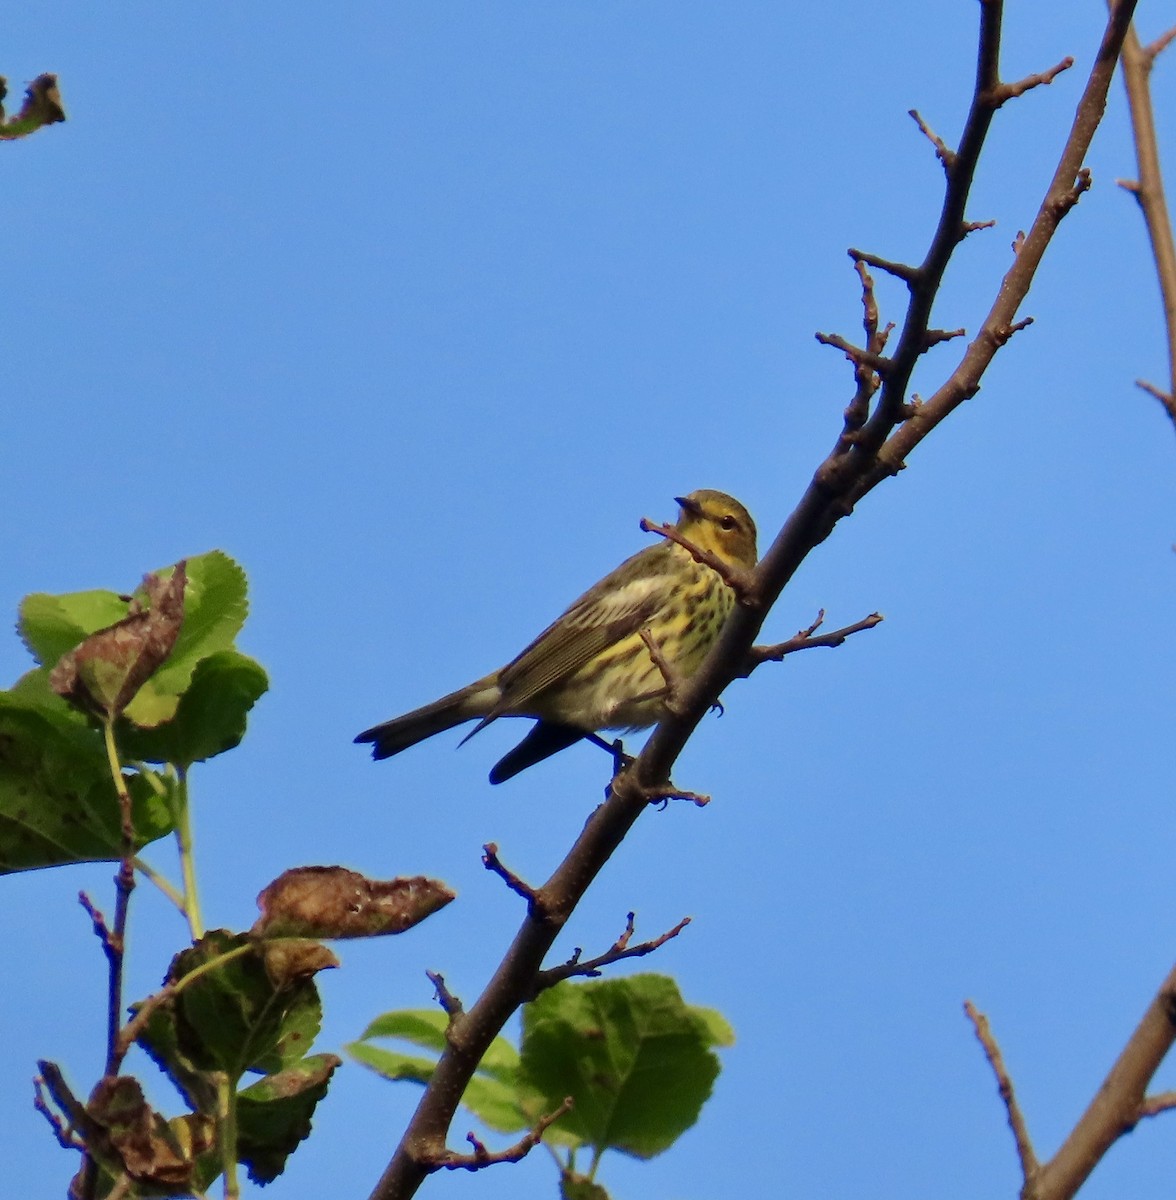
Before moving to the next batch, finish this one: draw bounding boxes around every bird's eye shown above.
[719,515,738,531]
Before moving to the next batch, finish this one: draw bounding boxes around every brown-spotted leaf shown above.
[237,1053,341,1185]
[259,939,340,989]
[251,866,455,940]
[49,563,186,720]
[0,73,66,140]
[86,1075,197,1188]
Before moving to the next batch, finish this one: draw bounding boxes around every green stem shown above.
[172,767,205,939]
[132,856,187,912]
[587,1145,602,1181]
[217,1073,239,1200]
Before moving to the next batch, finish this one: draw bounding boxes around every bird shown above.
[355,489,758,784]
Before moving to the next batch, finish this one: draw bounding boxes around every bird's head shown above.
[673,490,758,569]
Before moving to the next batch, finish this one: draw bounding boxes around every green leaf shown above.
[49,566,187,721]
[344,1043,437,1086]
[169,930,326,1082]
[237,1053,341,1185]
[357,1009,451,1051]
[118,650,268,766]
[519,974,729,1160]
[349,1013,529,1133]
[19,590,130,668]
[561,1173,612,1200]
[16,552,251,730]
[134,997,221,1116]
[123,551,248,725]
[347,1042,531,1134]
[356,1010,520,1081]
[691,1004,736,1048]
[0,693,174,873]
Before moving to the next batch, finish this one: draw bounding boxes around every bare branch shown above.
[481,843,537,905]
[814,331,892,375]
[366,7,1141,1198]
[434,1098,574,1171]
[909,108,955,170]
[925,327,966,348]
[534,913,692,993]
[611,771,711,809]
[638,518,757,603]
[1138,1091,1176,1120]
[1028,969,1176,1200]
[1143,24,1176,62]
[850,247,920,285]
[425,971,464,1018]
[848,1,1137,504]
[987,56,1075,106]
[964,1001,1039,1182]
[994,316,1035,345]
[33,1074,84,1151]
[1119,17,1176,430]
[1136,377,1176,422]
[740,611,883,676]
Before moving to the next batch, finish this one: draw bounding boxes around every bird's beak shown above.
[674,494,702,516]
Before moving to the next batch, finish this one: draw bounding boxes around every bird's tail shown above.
[355,677,498,760]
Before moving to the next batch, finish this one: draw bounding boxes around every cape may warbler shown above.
[356,489,758,783]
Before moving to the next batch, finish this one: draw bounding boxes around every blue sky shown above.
[4,3,1176,1198]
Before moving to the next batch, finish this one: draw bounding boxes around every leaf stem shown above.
[218,1072,240,1200]
[172,766,205,939]
[132,856,187,912]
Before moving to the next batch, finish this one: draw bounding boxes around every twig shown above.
[481,843,537,905]
[78,891,114,950]
[847,0,1137,503]
[1143,24,1176,60]
[1138,1090,1176,1120]
[813,331,892,375]
[1136,377,1176,419]
[639,628,685,714]
[909,108,955,170]
[850,247,920,285]
[33,1074,83,1150]
[987,56,1074,105]
[638,518,757,603]
[534,914,692,993]
[1118,17,1176,430]
[964,1000,1039,1181]
[434,1098,574,1171]
[610,771,711,809]
[740,611,883,676]
[425,971,464,1018]
[994,315,1035,344]
[925,327,966,348]
[100,720,137,1079]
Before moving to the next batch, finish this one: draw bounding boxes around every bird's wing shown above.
[489,544,671,718]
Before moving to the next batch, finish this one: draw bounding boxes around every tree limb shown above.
[365,5,1139,1196]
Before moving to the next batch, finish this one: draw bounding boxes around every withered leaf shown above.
[259,938,340,988]
[0,73,66,139]
[87,1075,197,1187]
[50,563,187,719]
[252,866,455,940]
